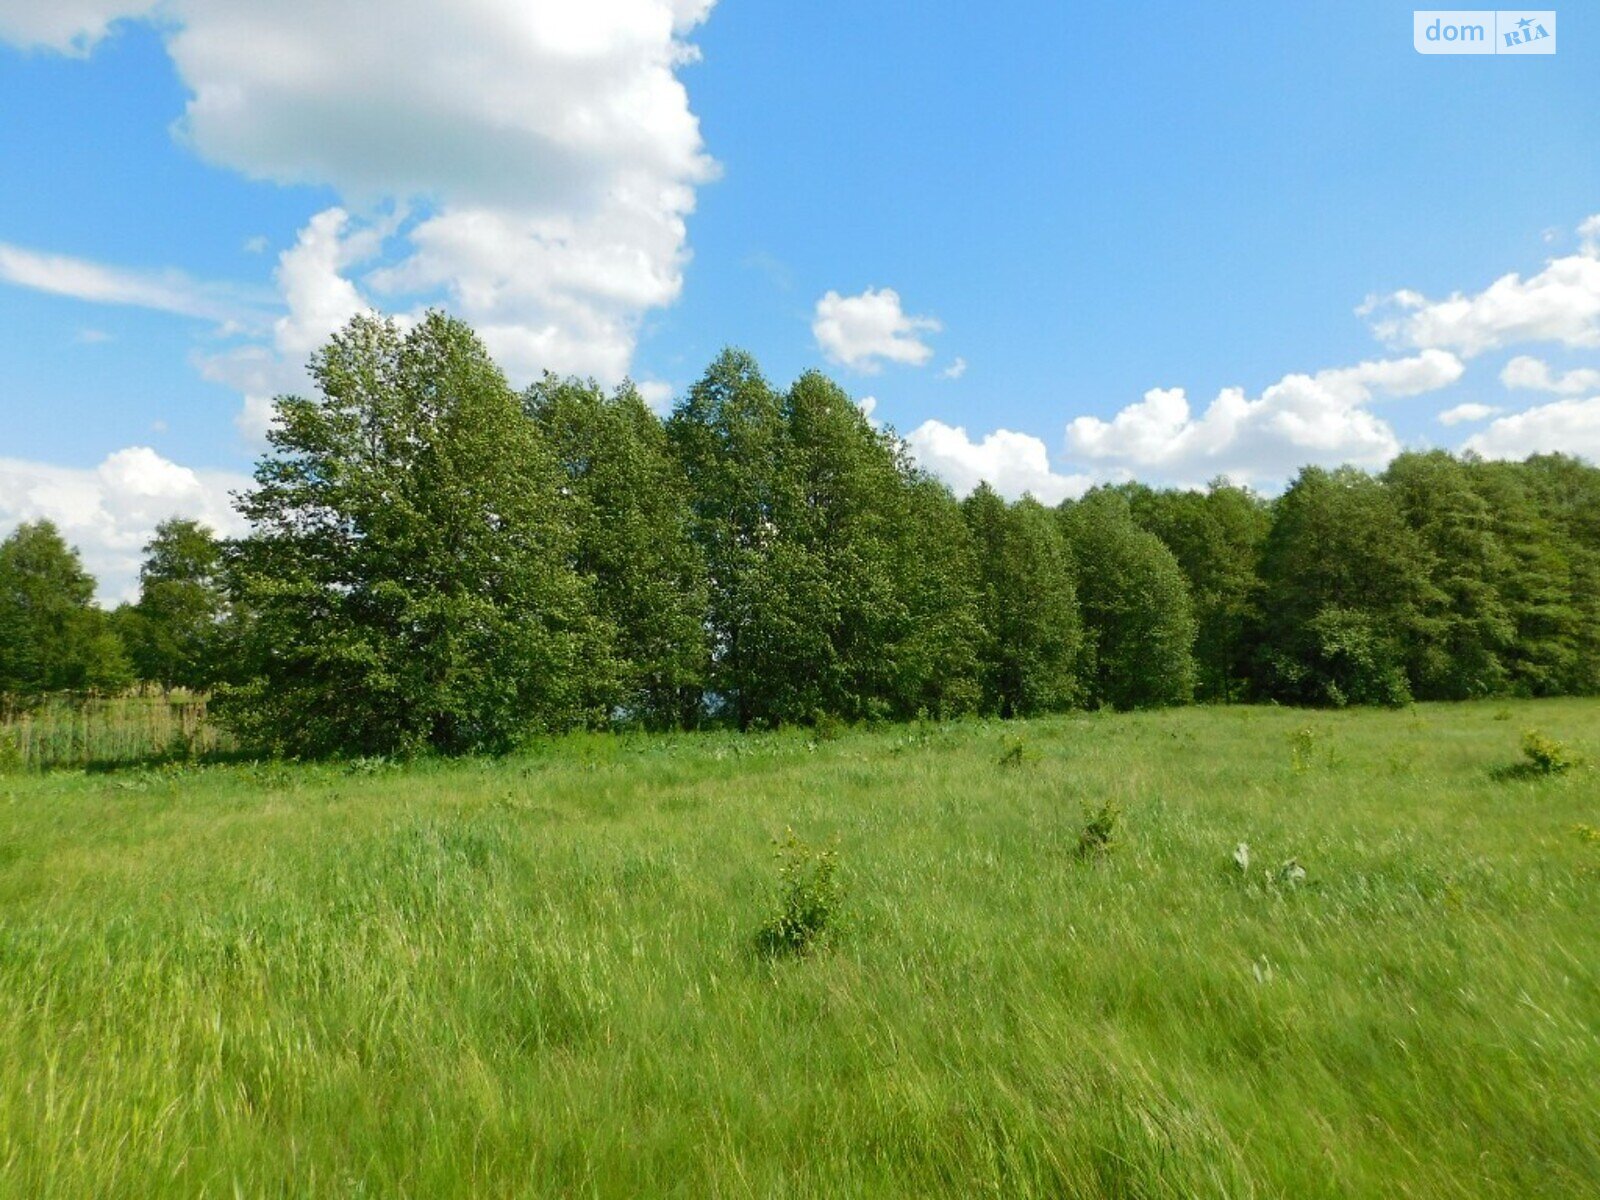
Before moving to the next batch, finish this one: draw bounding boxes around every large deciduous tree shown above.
[964,485,1083,717]
[1254,466,1440,706]
[1060,489,1195,709]
[219,312,601,757]
[525,376,709,728]
[117,518,229,693]
[0,521,130,698]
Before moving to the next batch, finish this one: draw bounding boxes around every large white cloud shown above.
[0,0,718,421]
[813,287,941,373]
[1464,397,1600,462]
[1063,350,1463,488]
[904,420,1090,505]
[0,448,249,603]
[1361,218,1600,358]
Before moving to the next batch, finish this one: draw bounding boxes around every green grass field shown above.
[0,701,1596,1198]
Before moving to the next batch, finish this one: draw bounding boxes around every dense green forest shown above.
[3,312,1598,756]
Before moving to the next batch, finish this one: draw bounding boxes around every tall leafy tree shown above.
[0,521,130,697]
[1382,452,1514,699]
[666,349,789,728]
[1128,480,1268,701]
[964,486,1083,717]
[1463,458,1584,696]
[887,476,984,719]
[220,312,600,757]
[525,376,708,728]
[1254,466,1440,706]
[1516,454,1600,693]
[771,370,914,722]
[118,518,229,692]
[1060,489,1195,709]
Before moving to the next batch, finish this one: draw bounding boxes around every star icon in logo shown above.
[1517,16,1534,30]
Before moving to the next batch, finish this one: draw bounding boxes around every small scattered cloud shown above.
[812,286,940,373]
[243,234,269,254]
[904,420,1090,505]
[942,356,968,380]
[635,379,675,415]
[1464,396,1600,461]
[1499,354,1600,396]
[75,328,112,344]
[1438,402,1500,426]
[856,395,880,429]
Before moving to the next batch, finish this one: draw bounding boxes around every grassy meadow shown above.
[0,700,1597,1197]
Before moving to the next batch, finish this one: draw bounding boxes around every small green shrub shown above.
[1075,800,1121,859]
[1521,730,1575,775]
[998,737,1027,768]
[756,829,843,958]
[0,730,22,775]
[810,711,845,743]
[1288,727,1318,773]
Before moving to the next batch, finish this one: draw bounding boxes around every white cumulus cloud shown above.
[1063,351,1462,488]
[1438,402,1500,426]
[0,447,249,603]
[942,356,967,380]
[813,287,941,373]
[1361,215,1600,358]
[0,0,719,421]
[1463,397,1600,462]
[1499,354,1600,396]
[904,420,1090,506]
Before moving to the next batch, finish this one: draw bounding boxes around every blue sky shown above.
[1,1,1598,596]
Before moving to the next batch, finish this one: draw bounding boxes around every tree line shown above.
[3,312,1598,754]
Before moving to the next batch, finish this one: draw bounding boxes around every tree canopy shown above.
[6,317,1599,753]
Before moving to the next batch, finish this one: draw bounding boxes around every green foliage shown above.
[217,312,602,757]
[998,736,1028,767]
[964,486,1083,717]
[1128,479,1270,701]
[1074,798,1121,858]
[525,376,709,729]
[1060,489,1196,709]
[1521,729,1576,775]
[755,828,843,957]
[670,354,982,728]
[1255,467,1437,707]
[17,329,1600,747]
[117,519,230,692]
[0,520,131,698]
[1288,726,1319,773]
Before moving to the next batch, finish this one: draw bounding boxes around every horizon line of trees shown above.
[3,311,1598,756]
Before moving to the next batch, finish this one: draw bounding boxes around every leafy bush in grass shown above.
[1521,730,1576,775]
[1075,800,1121,859]
[756,829,843,957]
